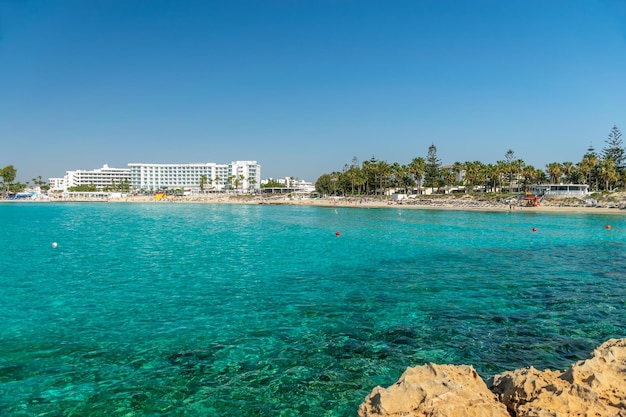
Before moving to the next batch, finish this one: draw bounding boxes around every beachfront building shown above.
[260,177,316,194]
[527,184,590,199]
[48,164,131,192]
[128,161,261,193]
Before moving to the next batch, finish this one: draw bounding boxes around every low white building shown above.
[260,177,316,194]
[528,184,590,198]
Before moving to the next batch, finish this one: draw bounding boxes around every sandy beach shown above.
[15,192,626,215]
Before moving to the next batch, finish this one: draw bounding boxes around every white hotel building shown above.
[49,161,261,193]
[128,161,261,192]
[48,164,131,192]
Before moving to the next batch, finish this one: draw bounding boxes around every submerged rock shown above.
[359,338,626,417]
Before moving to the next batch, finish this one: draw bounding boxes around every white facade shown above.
[261,177,316,193]
[48,177,66,192]
[128,161,261,192]
[49,164,131,191]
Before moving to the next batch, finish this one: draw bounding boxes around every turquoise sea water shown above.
[1,202,625,416]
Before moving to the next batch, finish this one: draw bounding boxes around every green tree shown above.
[199,175,208,192]
[408,157,426,194]
[248,177,257,192]
[546,162,564,184]
[362,156,378,195]
[344,157,361,195]
[233,174,245,193]
[598,157,618,191]
[520,165,538,188]
[1,165,17,195]
[494,160,507,192]
[68,184,97,192]
[602,125,624,170]
[561,162,575,183]
[423,144,442,190]
[462,161,485,192]
[376,160,392,196]
[504,149,515,192]
[315,174,332,195]
[578,147,599,189]
[442,168,456,190]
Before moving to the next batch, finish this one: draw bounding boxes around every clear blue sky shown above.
[2,0,625,183]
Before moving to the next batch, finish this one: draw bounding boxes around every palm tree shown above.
[442,169,456,191]
[344,165,358,195]
[521,165,538,188]
[578,153,598,189]
[390,162,407,193]
[199,175,208,192]
[510,159,525,192]
[408,157,426,195]
[238,174,246,193]
[452,162,464,189]
[377,160,392,196]
[330,171,342,196]
[494,161,507,192]
[598,158,618,191]
[463,161,486,193]
[561,162,575,183]
[248,177,257,193]
[546,162,563,184]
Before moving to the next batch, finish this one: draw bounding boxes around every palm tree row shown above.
[315,131,626,197]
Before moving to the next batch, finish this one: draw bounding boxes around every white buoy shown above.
[52,242,58,248]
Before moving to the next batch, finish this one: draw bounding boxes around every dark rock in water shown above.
[167,349,215,375]
[0,363,27,382]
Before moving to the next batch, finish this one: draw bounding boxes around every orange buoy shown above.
[606,225,611,230]
[335,231,340,237]
[532,227,537,232]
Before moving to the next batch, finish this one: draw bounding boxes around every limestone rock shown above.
[359,339,626,417]
[358,363,509,417]
[562,338,626,409]
[490,338,626,417]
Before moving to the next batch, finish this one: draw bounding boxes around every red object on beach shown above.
[335,231,340,237]
[532,227,537,232]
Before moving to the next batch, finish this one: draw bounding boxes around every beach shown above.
[17,191,626,215]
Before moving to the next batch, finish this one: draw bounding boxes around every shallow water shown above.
[1,203,625,416]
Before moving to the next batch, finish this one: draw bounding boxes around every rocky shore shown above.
[358,338,626,417]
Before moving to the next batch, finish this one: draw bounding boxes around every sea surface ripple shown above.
[1,203,625,416]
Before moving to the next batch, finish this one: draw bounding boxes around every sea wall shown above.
[358,338,626,417]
